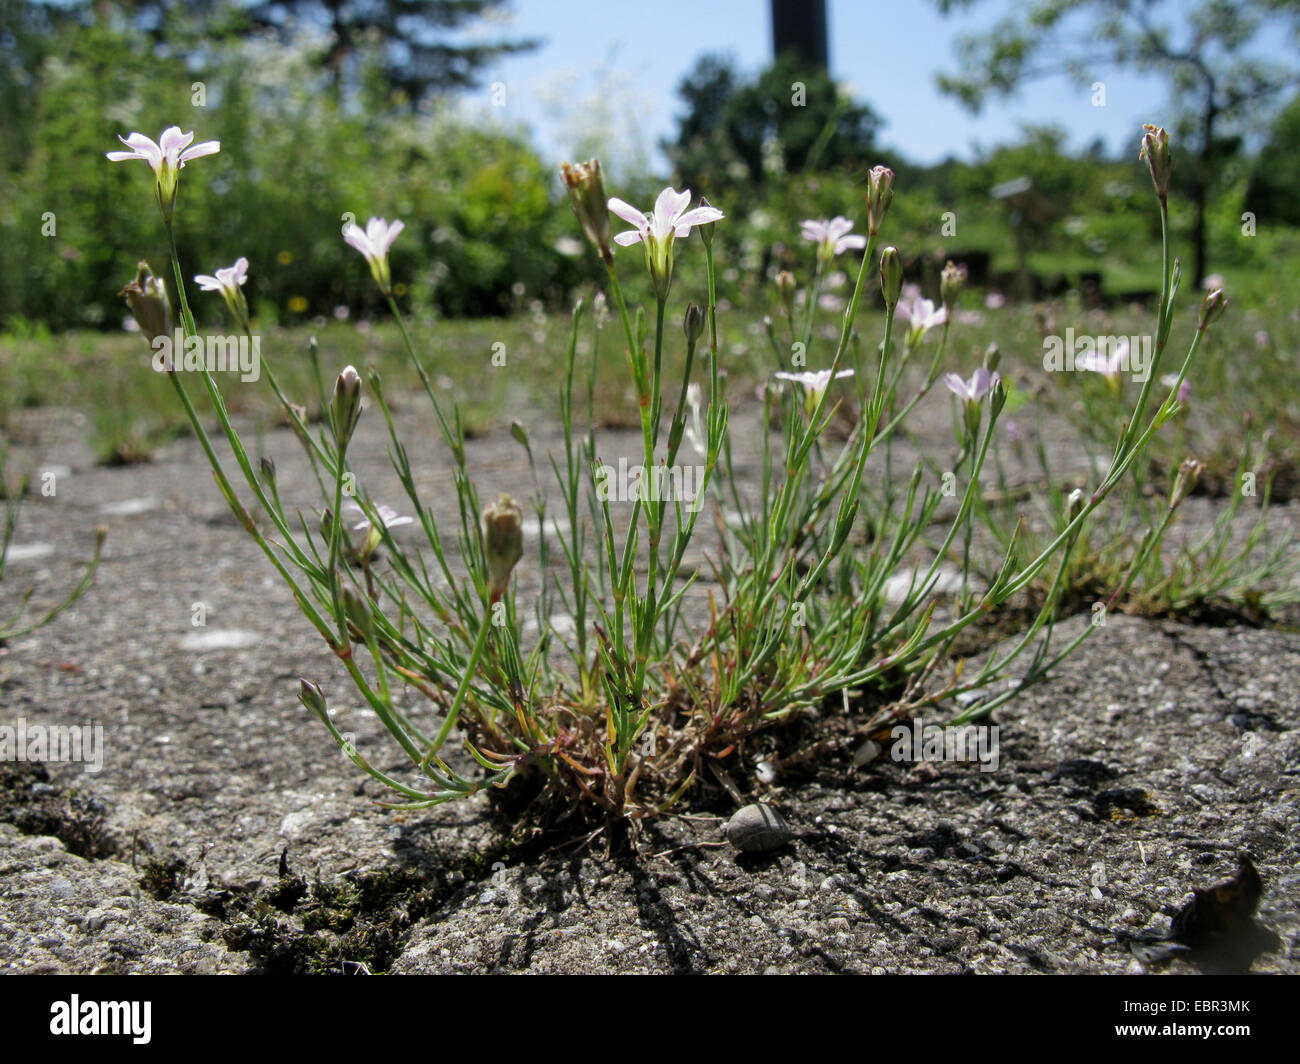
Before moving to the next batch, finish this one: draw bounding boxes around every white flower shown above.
[195,256,249,295]
[194,256,251,329]
[106,125,220,173]
[344,217,405,294]
[1076,340,1127,379]
[609,187,722,247]
[684,382,707,458]
[107,126,220,222]
[775,368,855,413]
[607,187,723,297]
[944,367,1000,403]
[801,216,866,259]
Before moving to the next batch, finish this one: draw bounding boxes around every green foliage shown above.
[930,0,1300,283]
[0,4,575,330]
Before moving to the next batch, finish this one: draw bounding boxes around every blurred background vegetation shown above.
[0,0,1297,333]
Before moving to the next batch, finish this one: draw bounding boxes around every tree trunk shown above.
[770,0,828,69]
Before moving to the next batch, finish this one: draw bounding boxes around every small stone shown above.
[725,803,794,853]
[852,740,881,766]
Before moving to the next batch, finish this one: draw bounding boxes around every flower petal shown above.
[607,197,648,231]
[653,187,692,228]
[343,223,370,256]
[159,127,193,152]
[613,230,644,247]
[673,205,725,230]
[178,140,220,165]
[801,219,827,242]
[943,372,969,399]
[381,219,404,253]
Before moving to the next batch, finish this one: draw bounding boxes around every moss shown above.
[0,762,118,859]
[216,863,466,974]
[139,856,187,900]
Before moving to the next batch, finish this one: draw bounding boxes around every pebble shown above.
[179,628,262,651]
[99,496,159,516]
[725,803,794,853]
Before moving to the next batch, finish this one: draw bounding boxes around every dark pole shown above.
[770,0,829,69]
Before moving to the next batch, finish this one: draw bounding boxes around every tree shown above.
[2,1,535,111]
[931,0,1300,285]
[665,53,881,197]
[239,0,537,102]
[1246,88,1300,226]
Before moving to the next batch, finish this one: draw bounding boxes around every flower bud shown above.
[330,365,362,451]
[510,418,530,451]
[879,247,902,308]
[684,302,706,342]
[560,159,612,261]
[989,372,1007,418]
[259,456,276,488]
[482,494,524,602]
[1139,124,1171,201]
[983,342,1001,372]
[341,585,374,640]
[1066,488,1084,522]
[865,166,895,236]
[1169,458,1203,511]
[119,261,171,344]
[774,273,796,320]
[940,260,967,309]
[698,196,717,250]
[286,402,312,447]
[298,679,328,721]
[1198,287,1228,331]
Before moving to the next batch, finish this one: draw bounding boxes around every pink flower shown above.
[346,503,414,533]
[944,367,1000,403]
[1160,373,1191,405]
[896,293,947,340]
[801,216,866,259]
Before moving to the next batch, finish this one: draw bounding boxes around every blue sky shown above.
[473,0,1205,170]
